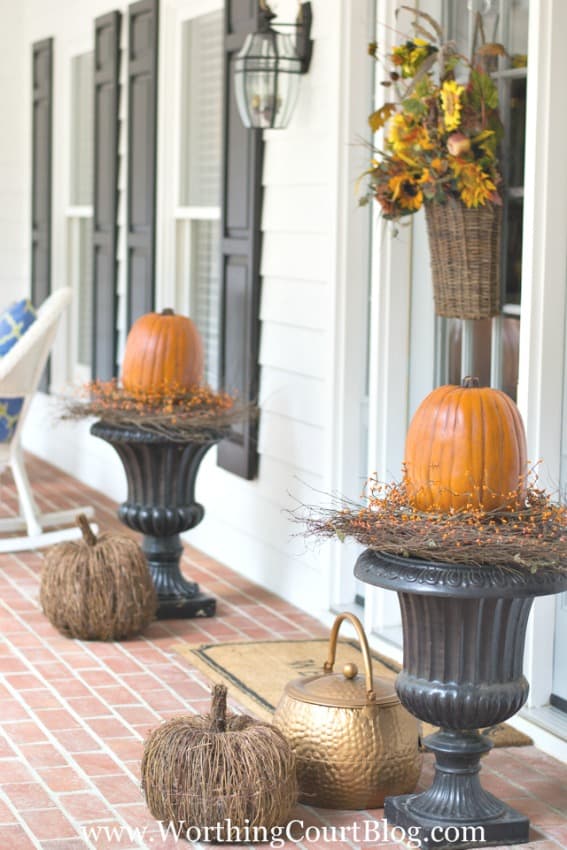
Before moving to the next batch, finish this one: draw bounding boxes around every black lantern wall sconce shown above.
[234,1,314,130]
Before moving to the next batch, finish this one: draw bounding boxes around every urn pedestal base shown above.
[385,795,528,849]
[142,535,216,619]
[92,421,221,620]
[384,730,528,848]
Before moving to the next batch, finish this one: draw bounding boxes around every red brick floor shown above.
[0,456,565,849]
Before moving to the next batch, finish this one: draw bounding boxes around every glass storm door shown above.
[438,0,528,398]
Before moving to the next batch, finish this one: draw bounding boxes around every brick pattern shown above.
[0,456,564,849]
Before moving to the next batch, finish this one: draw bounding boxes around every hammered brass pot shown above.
[273,612,421,810]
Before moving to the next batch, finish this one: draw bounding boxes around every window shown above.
[67,51,94,381]
[175,10,223,388]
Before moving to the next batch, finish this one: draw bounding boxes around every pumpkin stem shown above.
[76,514,97,547]
[462,376,480,389]
[209,684,228,732]
[161,308,175,316]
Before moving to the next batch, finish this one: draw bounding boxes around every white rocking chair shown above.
[0,288,96,552]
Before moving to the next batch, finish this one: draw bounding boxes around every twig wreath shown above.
[296,474,567,574]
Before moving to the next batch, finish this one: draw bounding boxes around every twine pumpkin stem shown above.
[462,376,480,389]
[210,684,228,732]
[76,514,97,547]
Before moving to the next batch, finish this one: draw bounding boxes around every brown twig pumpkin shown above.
[141,685,297,840]
[121,308,204,393]
[404,376,527,512]
[40,515,157,640]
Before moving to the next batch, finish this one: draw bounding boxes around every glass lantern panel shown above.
[235,31,302,129]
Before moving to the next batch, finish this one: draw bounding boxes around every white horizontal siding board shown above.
[259,322,327,378]
[24,0,124,42]
[192,450,321,572]
[254,454,324,511]
[196,451,324,514]
[192,452,325,572]
[258,410,325,475]
[272,0,335,40]
[260,232,329,282]
[196,491,317,560]
[189,516,326,612]
[261,185,330,235]
[259,366,325,428]
[0,167,26,194]
[262,136,331,186]
[260,278,328,330]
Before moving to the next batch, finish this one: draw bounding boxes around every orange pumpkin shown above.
[404,377,527,512]
[122,309,204,393]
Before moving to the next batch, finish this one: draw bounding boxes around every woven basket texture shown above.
[425,199,502,320]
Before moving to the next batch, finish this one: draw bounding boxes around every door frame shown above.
[360,0,567,741]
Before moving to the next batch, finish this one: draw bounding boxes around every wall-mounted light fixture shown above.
[234,1,313,130]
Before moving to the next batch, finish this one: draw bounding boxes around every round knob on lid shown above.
[343,662,358,680]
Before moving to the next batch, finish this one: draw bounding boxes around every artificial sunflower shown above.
[388,173,424,212]
[440,80,465,132]
[392,38,437,78]
[387,113,434,161]
[450,159,497,208]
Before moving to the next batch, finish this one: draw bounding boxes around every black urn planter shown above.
[92,421,221,620]
[355,550,567,849]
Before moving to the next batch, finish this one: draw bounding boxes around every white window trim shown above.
[65,210,93,384]
[516,0,567,739]
[321,0,377,624]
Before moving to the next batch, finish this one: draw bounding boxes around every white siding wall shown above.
[0,4,28,305]
[1,0,366,619]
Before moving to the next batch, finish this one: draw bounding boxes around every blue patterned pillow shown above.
[0,298,37,442]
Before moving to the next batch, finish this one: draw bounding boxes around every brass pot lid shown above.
[284,665,400,709]
[280,613,402,709]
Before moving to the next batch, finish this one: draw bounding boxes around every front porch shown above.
[0,457,565,850]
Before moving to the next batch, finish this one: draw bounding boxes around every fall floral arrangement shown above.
[60,308,256,442]
[360,7,504,220]
[297,379,567,575]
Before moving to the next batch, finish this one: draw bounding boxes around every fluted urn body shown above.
[355,550,567,848]
[92,422,221,619]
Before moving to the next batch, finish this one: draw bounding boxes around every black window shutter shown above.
[92,11,121,380]
[31,38,53,391]
[217,1,264,480]
[127,0,158,327]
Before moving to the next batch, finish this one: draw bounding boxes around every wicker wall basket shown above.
[424,199,502,320]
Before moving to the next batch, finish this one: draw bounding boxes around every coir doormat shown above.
[173,638,531,748]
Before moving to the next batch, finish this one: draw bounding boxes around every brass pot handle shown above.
[323,612,376,702]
